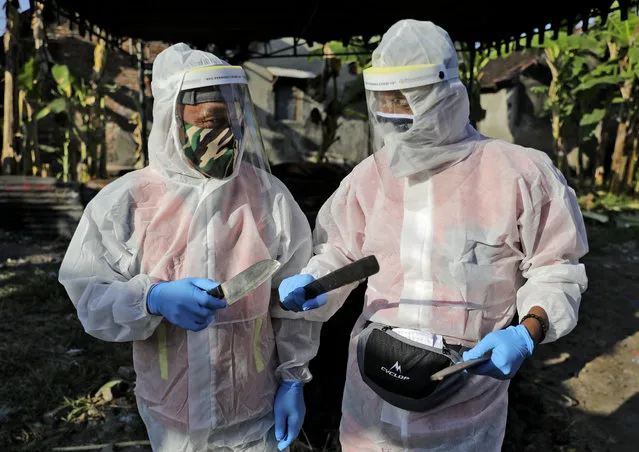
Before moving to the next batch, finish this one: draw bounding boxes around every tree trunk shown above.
[90,37,108,178]
[317,69,340,163]
[577,141,584,189]
[62,131,70,182]
[32,1,47,82]
[609,119,629,194]
[626,134,639,193]
[95,96,107,177]
[31,0,46,176]
[29,102,40,176]
[136,40,148,168]
[2,3,19,175]
[18,91,32,175]
[98,113,108,179]
[609,52,633,194]
[69,131,77,182]
[545,52,567,173]
[593,117,609,188]
[551,112,567,173]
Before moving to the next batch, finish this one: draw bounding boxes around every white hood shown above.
[148,43,231,185]
[368,20,482,177]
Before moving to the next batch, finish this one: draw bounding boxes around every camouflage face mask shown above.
[182,123,239,179]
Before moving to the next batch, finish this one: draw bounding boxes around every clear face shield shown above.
[363,63,459,183]
[175,66,271,185]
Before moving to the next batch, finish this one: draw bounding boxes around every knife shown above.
[279,255,380,311]
[207,259,281,305]
[429,354,491,381]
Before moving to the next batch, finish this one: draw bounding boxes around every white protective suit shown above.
[59,43,321,451]
[296,20,589,451]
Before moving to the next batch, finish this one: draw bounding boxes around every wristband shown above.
[520,313,547,343]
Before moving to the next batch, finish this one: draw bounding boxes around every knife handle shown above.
[207,285,225,300]
[278,256,380,311]
[303,255,380,300]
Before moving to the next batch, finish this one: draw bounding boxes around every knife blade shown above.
[429,355,491,381]
[279,255,380,311]
[207,259,281,305]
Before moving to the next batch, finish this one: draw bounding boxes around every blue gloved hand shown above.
[278,274,327,312]
[274,381,305,451]
[147,278,227,331]
[462,325,534,380]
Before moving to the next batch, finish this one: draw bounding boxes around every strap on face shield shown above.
[178,87,226,105]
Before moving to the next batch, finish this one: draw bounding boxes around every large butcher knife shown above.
[207,259,281,305]
[279,255,380,311]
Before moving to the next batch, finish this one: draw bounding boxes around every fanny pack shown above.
[357,322,469,412]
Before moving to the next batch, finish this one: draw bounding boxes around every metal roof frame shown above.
[43,0,639,62]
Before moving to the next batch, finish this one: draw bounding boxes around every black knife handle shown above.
[278,256,380,311]
[303,255,380,300]
[207,285,225,299]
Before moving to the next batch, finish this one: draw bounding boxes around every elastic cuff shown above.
[145,282,164,316]
[281,380,304,389]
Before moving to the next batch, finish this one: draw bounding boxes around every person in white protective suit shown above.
[277,20,589,451]
[59,43,321,452]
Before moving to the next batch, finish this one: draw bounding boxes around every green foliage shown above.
[35,63,116,181]
[580,107,607,127]
[36,97,66,120]
[307,36,379,70]
[51,64,74,98]
[17,57,36,93]
[575,10,639,96]
[579,191,639,211]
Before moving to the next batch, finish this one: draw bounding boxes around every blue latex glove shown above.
[278,274,327,312]
[462,325,534,380]
[147,278,227,331]
[274,381,305,451]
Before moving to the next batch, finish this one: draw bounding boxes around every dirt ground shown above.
[0,221,637,451]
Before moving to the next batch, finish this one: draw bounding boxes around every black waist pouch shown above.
[357,322,468,412]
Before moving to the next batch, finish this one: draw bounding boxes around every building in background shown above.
[44,25,369,174]
[477,50,554,152]
[243,38,369,166]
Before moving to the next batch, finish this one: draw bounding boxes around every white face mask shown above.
[375,112,414,133]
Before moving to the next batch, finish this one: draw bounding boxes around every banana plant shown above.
[574,61,620,188]
[37,63,115,182]
[37,64,75,181]
[526,30,601,174]
[604,10,639,195]
[2,1,20,175]
[572,7,639,194]
[16,57,41,176]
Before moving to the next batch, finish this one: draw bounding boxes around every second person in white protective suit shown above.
[278,20,589,451]
[59,43,320,451]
